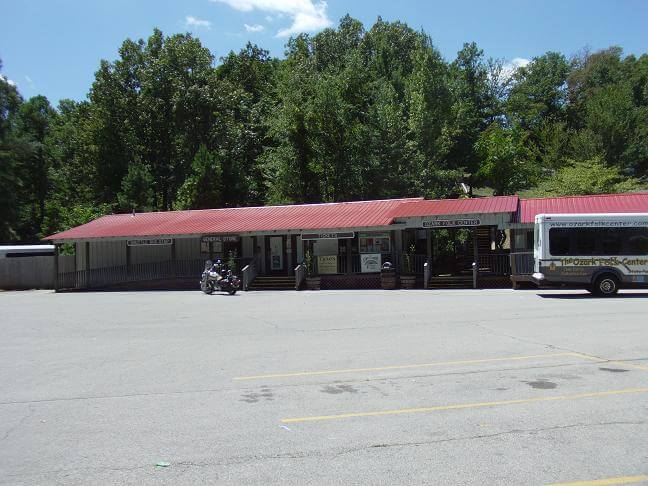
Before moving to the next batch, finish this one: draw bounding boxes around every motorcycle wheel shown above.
[201,281,214,294]
[228,288,237,295]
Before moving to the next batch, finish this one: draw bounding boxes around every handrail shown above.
[242,256,258,291]
[295,263,306,290]
[510,251,534,275]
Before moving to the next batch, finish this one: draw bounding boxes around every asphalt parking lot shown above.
[1,288,647,485]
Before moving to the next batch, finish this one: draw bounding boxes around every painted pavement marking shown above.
[281,387,648,423]
[545,474,648,485]
[233,352,581,381]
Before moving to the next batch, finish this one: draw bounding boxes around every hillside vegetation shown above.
[1,16,647,242]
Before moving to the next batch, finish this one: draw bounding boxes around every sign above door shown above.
[127,238,173,246]
[300,231,355,240]
[422,219,481,228]
[201,235,240,243]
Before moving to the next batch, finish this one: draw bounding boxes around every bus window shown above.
[600,228,621,255]
[625,228,648,255]
[549,228,570,256]
[573,228,597,255]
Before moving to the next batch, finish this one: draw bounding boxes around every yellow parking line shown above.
[571,352,648,372]
[546,474,648,485]
[281,387,648,423]
[233,352,579,381]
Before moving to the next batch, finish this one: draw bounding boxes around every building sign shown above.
[360,253,381,273]
[127,238,172,247]
[301,232,355,240]
[317,255,338,274]
[201,235,240,243]
[422,219,481,228]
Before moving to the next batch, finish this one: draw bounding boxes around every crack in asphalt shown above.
[468,321,648,367]
[333,420,647,456]
[7,420,643,480]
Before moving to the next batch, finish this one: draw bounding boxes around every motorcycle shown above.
[200,261,240,295]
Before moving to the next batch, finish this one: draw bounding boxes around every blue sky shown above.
[2,0,647,105]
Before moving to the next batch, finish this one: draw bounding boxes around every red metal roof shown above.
[519,192,648,223]
[45,192,648,241]
[391,195,519,218]
[45,198,422,241]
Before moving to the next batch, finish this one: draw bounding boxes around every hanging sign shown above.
[126,238,172,247]
[422,219,481,228]
[301,232,355,240]
[360,253,382,273]
[317,255,338,274]
[201,235,240,243]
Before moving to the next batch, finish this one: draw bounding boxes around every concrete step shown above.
[427,276,473,289]
[248,276,296,291]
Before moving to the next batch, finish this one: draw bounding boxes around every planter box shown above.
[381,269,397,290]
[305,277,321,290]
[400,275,416,289]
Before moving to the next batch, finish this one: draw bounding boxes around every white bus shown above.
[532,213,648,296]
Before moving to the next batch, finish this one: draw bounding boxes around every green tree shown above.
[0,61,23,241]
[13,95,57,240]
[507,52,570,130]
[117,162,155,212]
[175,145,222,210]
[531,157,644,196]
[475,123,539,195]
[442,42,500,192]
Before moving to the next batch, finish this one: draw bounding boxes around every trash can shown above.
[380,262,397,290]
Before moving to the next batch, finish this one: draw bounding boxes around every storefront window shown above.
[358,232,391,253]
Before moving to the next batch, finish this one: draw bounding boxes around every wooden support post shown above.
[473,227,478,289]
[85,241,90,288]
[53,244,59,292]
[346,238,352,275]
[171,239,176,277]
[285,235,291,276]
[126,242,131,277]
[425,229,432,288]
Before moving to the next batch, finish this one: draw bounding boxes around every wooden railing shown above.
[242,256,259,291]
[295,263,306,290]
[399,254,427,274]
[57,258,206,290]
[57,257,254,290]
[510,251,534,275]
[477,253,511,276]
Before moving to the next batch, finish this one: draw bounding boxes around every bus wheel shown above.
[592,274,620,296]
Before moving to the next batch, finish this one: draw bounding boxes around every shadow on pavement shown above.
[538,292,648,299]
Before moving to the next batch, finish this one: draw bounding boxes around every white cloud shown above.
[1,74,16,87]
[244,23,265,32]
[185,15,212,29]
[502,57,530,78]
[211,0,332,37]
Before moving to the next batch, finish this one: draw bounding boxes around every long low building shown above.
[44,192,648,291]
